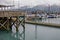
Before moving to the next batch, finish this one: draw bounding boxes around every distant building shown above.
[36,10,47,18]
[25,10,47,20]
[25,11,35,20]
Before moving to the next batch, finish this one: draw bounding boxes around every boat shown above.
[47,15,56,18]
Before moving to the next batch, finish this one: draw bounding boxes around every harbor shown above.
[0,0,60,40]
[26,18,60,28]
[1,23,60,40]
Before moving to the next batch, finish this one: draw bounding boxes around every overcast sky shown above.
[0,0,60,7]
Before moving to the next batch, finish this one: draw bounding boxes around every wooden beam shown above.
[0,5,14,7]
[0,11,25,17]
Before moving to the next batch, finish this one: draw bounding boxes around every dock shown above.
[0,5,25,31]
[25,20,60,28]
[0,5,60,32]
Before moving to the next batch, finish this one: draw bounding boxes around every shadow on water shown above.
[0,26,25,40]
[35,25,37,40]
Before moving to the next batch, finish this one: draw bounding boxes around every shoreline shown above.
[25,21,60,28]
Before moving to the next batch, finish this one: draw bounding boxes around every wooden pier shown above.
[0,11,25,17]
[0,11,25,31]
[0,5,25,31]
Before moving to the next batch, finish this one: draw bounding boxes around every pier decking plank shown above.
[0,11,25,17]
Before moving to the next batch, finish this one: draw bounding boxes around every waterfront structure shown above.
[0,5,25,31]
[36,10,47,18]
[25,10,47,21]
[25,11,35,20]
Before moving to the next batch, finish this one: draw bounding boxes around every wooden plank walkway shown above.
[0,5,25,31]
[0,11,25,17]
[0,11,25,31]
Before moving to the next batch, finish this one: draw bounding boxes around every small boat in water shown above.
[47,15,56,18]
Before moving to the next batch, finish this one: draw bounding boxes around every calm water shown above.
[0,18,60,40]
[41,18,60,24]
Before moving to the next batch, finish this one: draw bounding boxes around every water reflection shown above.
[25,24,60,40]
[37,18,60,24]
[12,25,25,40]
[0,23,60,40]
[35,25,37,40]
[0,25,25,40]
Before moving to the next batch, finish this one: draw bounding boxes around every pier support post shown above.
[11,16,25,32]
[11,16,20,32]
[0,17,10,31]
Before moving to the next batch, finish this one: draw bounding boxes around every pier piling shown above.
[0,11,25,32]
